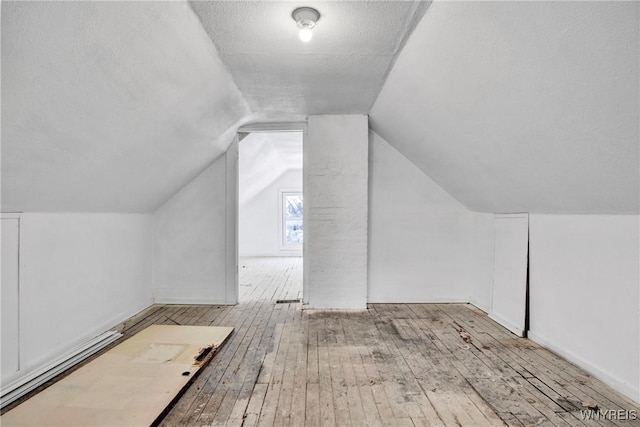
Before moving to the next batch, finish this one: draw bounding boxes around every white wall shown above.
[468,213,495,312]
[489,214,529,337]
[153,155,232,304]
[13,213,152,382]
[368,131,477,303]
[305,115,369,309]
[2,216,21,385]
[528,214,639,402]
[239,169,302,257]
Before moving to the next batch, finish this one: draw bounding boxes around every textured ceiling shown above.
[2,1,637,215]
[1,1,251,212]
[190,1,429,116]
[371,1,639,214]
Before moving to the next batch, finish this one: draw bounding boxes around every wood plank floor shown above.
[238,257,303,303]
[7,257,640,426]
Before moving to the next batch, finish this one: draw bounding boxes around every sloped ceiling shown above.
[3,1,638,215]
[371,1,639,214]
[1,1,251,213]
[2,0,427,213]
[239,132,303,207]
[190,1,429,116]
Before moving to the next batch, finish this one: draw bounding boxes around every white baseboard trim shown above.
[89,298,154,340]
[528,331,639,404]
[468,299,490,314]
[239,253,302,257]
[487,312,525,337]
[0,298,153,409]
[0,331,122,409]
[153,296,230,305]
[366,296,469,304]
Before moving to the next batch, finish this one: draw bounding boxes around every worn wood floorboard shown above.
[166,258,640,426]
[7,257,638,426]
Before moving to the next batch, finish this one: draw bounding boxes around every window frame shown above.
[279,189,303,251]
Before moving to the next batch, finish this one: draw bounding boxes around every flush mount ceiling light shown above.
[292,7,320,42]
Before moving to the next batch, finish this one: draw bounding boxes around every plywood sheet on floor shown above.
[4,258,639,426]
[0,325,233,427]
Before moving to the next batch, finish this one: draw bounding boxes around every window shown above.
[282,192,303,247]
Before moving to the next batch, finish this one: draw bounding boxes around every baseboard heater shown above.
[0,330,122,410]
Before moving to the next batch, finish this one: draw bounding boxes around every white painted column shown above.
[305,115,369,309]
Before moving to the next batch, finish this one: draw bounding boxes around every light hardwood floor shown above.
[238,257,303,303]
[7,257,640,426]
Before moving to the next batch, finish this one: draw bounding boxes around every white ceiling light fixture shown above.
[292,7,320,42]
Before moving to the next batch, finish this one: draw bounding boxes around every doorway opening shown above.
[237,130,304,303]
